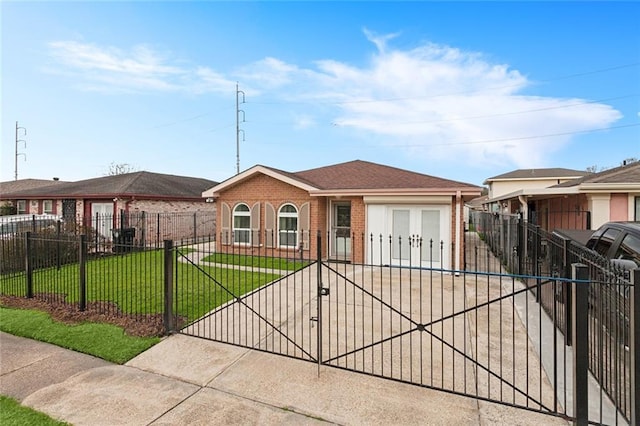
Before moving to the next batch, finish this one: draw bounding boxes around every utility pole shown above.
[236,83,245,175]
[15,121,27,180]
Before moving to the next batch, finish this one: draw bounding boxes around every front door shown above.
[331,202,351,260]
[91,202,113,238]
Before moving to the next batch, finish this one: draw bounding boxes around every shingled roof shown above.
[0,179,68,197]
[205,160,481,197]
[2,171,217,200]
[293,160,480,190]
[552,161,640,188]
[485,168,589,182]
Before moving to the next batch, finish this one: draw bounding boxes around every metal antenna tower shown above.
[15,121,27,180]
[236,83,245,174]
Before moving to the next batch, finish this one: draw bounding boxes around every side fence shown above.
[0,211,216,250]
[470,210,638,424]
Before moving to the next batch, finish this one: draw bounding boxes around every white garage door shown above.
[367,204,450,269]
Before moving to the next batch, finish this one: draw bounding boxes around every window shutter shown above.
[221,202,231,245]
[251,202,261,247]
[265,202,276,248]
[300,202,310,250]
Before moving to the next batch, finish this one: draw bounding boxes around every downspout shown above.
[455,191,461,273]
[518,195,528,221]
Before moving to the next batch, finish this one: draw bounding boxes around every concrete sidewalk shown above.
[1,331,569,425]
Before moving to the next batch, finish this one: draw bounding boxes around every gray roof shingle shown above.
[292,160,481,190]
[552,162,640,188]
[0,179,68,197]
[485,168,589,182]
[1,171,217,199]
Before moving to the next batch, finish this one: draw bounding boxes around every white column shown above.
[587,194,611,229]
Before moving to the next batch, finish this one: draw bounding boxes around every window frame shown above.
[232,203,252,245]
[278,203,298,248]
[43,200,54,214]
[16,200,26,214]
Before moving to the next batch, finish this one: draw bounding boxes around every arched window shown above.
[233,203,251,244]
[278,204,298,248]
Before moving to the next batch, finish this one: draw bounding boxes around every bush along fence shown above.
[470,210,638,425]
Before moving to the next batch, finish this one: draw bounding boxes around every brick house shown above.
[1,171,217,243]
[0,178,69,213]
[482,161,640,231]
[202,160,482,269]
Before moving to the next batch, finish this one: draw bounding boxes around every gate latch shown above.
[310,316,318,328]
[319,287,330,296]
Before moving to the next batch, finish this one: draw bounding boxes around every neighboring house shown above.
[202,160,482,270]
[0,178,68,213]
[483,162,640,231]
[1,171,218,241]
[483,168,589,214]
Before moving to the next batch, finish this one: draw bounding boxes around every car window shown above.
[615,233,640,268]
[591,228,621,257]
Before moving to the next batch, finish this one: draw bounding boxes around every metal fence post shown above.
[562,236,572,346]
[571,263,589,425]
[534,225,540,301]
[316,231,323,374]
[25,232,33,298]
[79,234,87,311]
[631,269,640,426]
[156,214,161,249]
[517,216,524,275]
[163,239,174,334]
[193,213,197,243]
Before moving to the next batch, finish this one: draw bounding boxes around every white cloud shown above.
[47,35,622,169]
[47,40,235,94]
[239,32,620,169]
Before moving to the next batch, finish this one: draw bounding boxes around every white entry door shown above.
[91,202,113,238]
[389,206,449,269]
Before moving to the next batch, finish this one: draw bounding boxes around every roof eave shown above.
[309,188,482,197]
[579,183,640,193]
[484,186,581,204]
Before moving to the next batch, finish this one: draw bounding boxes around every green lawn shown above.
[0,307,160,364]
[0,249,281,323]
[201,252,309,271]
[0,396,69,426]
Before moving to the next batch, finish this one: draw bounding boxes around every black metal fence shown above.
[3,218,639,424]
[0,211,216,250]
[469,210,637,424]
[0,232,170,334]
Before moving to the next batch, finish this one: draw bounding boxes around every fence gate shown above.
[174,239,319,362]
[317,260,570,419]
[172,234,587,423]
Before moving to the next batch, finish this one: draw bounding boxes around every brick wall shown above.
[217,173,325,258]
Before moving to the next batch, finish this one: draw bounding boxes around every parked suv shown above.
[585,221,639,348]
[586,221,640,272]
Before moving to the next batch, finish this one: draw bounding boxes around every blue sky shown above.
[2,1,639,187]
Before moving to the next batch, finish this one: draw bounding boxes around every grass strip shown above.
[201,252,308,270]
[0,395,69,426]
[0,249,280,323]
[0,307,159,364]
